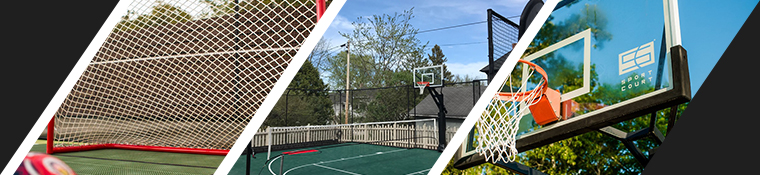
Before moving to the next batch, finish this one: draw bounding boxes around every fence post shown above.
[267,127,272,160]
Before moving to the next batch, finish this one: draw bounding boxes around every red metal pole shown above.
[316,0,326,21]
[110,144,229,155]
[50,144,230,156]
[46,116,54,154]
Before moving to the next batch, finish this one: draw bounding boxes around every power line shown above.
[437,41,487,47]
[415,21,486,34]
[326,14,521,51]
[326,45,343,52]
[414,15,519,35]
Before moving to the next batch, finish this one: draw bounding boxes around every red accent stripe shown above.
[51,144,229,156]
[283,150,318,155]
[110,144,229,155]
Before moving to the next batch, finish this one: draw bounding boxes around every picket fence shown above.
[251,120,459,151]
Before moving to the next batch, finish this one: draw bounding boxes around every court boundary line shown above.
[267,148,409,175]
[405,168,431,175]
[313,164,361,175]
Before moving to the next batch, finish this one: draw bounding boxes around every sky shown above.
[678,0,757,96]
[323,0,530,80]
[323,0,757,96]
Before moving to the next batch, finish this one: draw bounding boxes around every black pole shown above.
[245,141,251,175]
[427,87,447,152]
[336,90,341,141]
[438,90,446,151]
[414,86,417,117]
[285,89,290,126]
[279,155,284,175]
[472,80,477,106]
[284,89,290,147]
[487,9,495,83]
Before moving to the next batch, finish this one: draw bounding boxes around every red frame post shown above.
[316,0,326,21]
[46,116,54,154]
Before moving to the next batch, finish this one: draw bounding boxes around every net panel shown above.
[52,0,319,152]
[486,9,519,82]
[489,10,519,60]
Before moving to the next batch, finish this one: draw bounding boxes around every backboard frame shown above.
[413,64,445,89]
[454,0,690,169]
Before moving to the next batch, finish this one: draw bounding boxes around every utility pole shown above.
[344,41,350,124]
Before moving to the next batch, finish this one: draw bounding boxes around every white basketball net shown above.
[475,64,546,163]
[52,0,318,151]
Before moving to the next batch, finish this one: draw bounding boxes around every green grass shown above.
[229,143,439,175]
[29,140,224,175]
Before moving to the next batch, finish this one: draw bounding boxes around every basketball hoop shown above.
[476,59,560,163]
[416,81,430,94]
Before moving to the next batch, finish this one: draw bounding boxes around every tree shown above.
[326,8,430,89]
[308,38,334,74]
[319,9,432,123]
[325,50,375,89]
[263,60,335,126]
[428,45,454,82]
[199,0,333,19]
[451,74,478,84]
[114,2,192,32]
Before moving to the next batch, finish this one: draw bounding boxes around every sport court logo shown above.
[618,41,655,75]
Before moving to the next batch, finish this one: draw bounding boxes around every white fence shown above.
[251,119,459,151]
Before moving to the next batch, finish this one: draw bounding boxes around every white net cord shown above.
[475,64,546,163]
[52,0,318,152]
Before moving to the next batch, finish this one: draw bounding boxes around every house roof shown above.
[409,85,487,119]
[479,52,511,73]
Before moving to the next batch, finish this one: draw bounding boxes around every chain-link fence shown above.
[258,79,489,143]
[263,85,422,127]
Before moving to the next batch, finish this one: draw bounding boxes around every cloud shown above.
[322,15,356,49]
[446,61,488,79]
[329,15,355,31]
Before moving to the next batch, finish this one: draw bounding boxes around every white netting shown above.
[53,0,318,151]
[475,61,546,163]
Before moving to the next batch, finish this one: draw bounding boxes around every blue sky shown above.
[323,0,530,80]
[678,0,757,96]
[323,0,757,96]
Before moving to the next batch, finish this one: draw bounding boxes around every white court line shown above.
[313,164,361,175]
[269,149,409,175]
[267,156,282,175]
[406,168,430,175]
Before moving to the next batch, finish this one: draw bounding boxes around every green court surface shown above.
[229,143,440,175]
[28,140,224,175]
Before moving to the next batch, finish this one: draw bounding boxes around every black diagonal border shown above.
[1,1,119,166]
[643,3,759,174]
